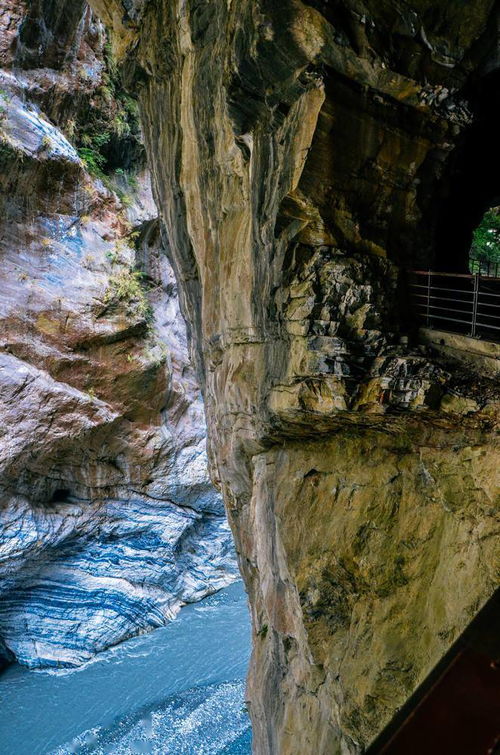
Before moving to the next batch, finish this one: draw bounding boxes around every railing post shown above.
[471,273,479,337]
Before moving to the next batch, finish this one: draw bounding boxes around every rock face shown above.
[90,1,500,752]
[0,3,237,669]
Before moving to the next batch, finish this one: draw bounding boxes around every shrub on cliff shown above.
[103,269,152,321]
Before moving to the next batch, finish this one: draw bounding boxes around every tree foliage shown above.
[470,208,500,271]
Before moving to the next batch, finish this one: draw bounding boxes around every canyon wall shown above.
[0,1,237,669]
[90,1,500,752]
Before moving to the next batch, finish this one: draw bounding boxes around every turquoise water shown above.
[0,581,251,754]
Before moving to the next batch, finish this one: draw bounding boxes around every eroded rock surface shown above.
[0,3,237,669]
[91,1,500,752]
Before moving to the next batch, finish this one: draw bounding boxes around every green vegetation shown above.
[77,145,106,178]
[469,208,500,272]
[115,167,139,191]
[105,245,123,265]
[103,268,152,321]
[0,89,7,121]
[0,141,16,162]
[72,35,142,180]
[257,624,268,639]
[105,236,138,265]
[40,134,53,152]
[113,186,133,206]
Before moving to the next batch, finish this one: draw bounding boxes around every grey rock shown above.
[0,3,238,670]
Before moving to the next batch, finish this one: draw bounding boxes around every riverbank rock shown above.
[0,2,238,669]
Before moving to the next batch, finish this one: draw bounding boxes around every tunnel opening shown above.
[433,69,500,274]
[404,67,500,340]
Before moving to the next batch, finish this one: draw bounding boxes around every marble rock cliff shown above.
[0,1,237,670]
[91,1,500,752]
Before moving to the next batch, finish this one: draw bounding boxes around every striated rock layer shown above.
[92,1,500,752]
[0,2,237,669]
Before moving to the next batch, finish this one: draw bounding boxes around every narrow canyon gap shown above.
[90,1,499,752]
[0,1,238,669]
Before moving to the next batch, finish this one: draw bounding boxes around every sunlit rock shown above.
[90,1,500,751]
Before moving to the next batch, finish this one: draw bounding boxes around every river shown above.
[0,581,251,754]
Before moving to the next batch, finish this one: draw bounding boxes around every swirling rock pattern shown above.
[0,4,238,669]
[0,491,235,667]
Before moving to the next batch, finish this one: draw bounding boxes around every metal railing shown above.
[407,270,500,342]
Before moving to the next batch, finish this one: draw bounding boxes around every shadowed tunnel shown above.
[433,69,500,273]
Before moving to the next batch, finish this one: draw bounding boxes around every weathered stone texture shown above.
[0,2,237,669]
[34,0,500,749]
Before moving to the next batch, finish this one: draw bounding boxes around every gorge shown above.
[0,0,238,670]
[1,0,500,753]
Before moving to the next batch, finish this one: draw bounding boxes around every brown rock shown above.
[30,0,500,747]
